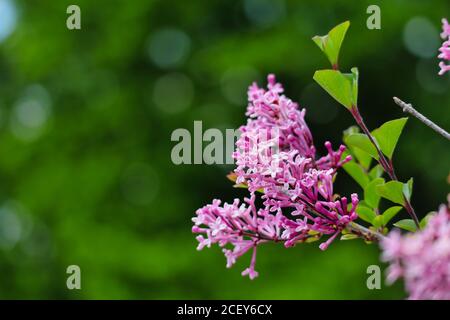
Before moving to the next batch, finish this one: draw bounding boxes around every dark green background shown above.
[0,0,448,299]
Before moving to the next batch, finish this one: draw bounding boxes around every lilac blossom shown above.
[192,75,358,279]
[438,18,450,75]
[381,199,450,300]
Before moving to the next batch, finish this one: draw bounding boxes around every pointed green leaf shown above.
[356,206,376,224]
[358,200,370,208]
[305,236,320,243]
[350,67,359,105]
[345,133,379,160]
[313,70,354,109]
[371,118,408,159]
[364,178,385,209]
[403,178,413,201]
[312,36,325,51]
[343,125,359,136]
[382,206,403,225]
[352,148,372,169]
[393,219,417,232]
[420,212,433,229]
[340,233,359,240]
[369,164,384,179]
[376,181,405,205]
[372,215,384,228]
[342,161,370,188]
[343,127,372,169]
[312,21,350,67]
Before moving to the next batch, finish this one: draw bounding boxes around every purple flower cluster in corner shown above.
[192,74,358,279]
[438,18,450,75]
[381,198,450,299]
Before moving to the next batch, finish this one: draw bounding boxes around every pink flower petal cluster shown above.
[193,197,282,280]
[381,200,450,299]
[193,75,358,279]
[438,18,450,75]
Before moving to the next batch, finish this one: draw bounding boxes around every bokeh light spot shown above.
[10,85,52,142]
[0,0,17,43]
[244,0,285,28]
[403,17,440,59]
[147,28,191,69]
[0,204,22,250]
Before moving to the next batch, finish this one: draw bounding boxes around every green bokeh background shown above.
[0,0,449,299]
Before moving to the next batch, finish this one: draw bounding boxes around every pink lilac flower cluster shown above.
[192,74,359,279]
[381,199,450,299]
[438,18,450,75]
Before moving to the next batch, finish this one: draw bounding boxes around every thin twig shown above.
[348,222,386,241]
[393,97,450,141]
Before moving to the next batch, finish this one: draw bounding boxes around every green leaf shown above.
[369,164,383,179]
[364,178,385,209]
[312,36,325,51]
[350,67,358,106]
[305,236,320,243]
[342,161,370,188]
[420,213,433,229]
[345,133,379,160]
[371,118,408,159]
[312,21,350,67]
[313,70,354,109]
[403,178,413,202]
[343,125,359,137]
[340,234,359,240]
[352,148,372,169]
[358,200,370,208]
[356,206,376,224]
[393,219,417,232]
[343,127,372,169]
[343,125,359,136]
[382,206,403,225]
[372,215,384,228]
[227,172,238,183]
[376,181,405,205]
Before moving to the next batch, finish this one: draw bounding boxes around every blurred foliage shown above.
[0,0,448,299]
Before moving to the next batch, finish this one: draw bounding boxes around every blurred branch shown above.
[393,97,450,141]
[348,222,386,242]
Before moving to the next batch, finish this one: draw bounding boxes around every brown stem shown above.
[350,107,391,173]
[350,106,420,229]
